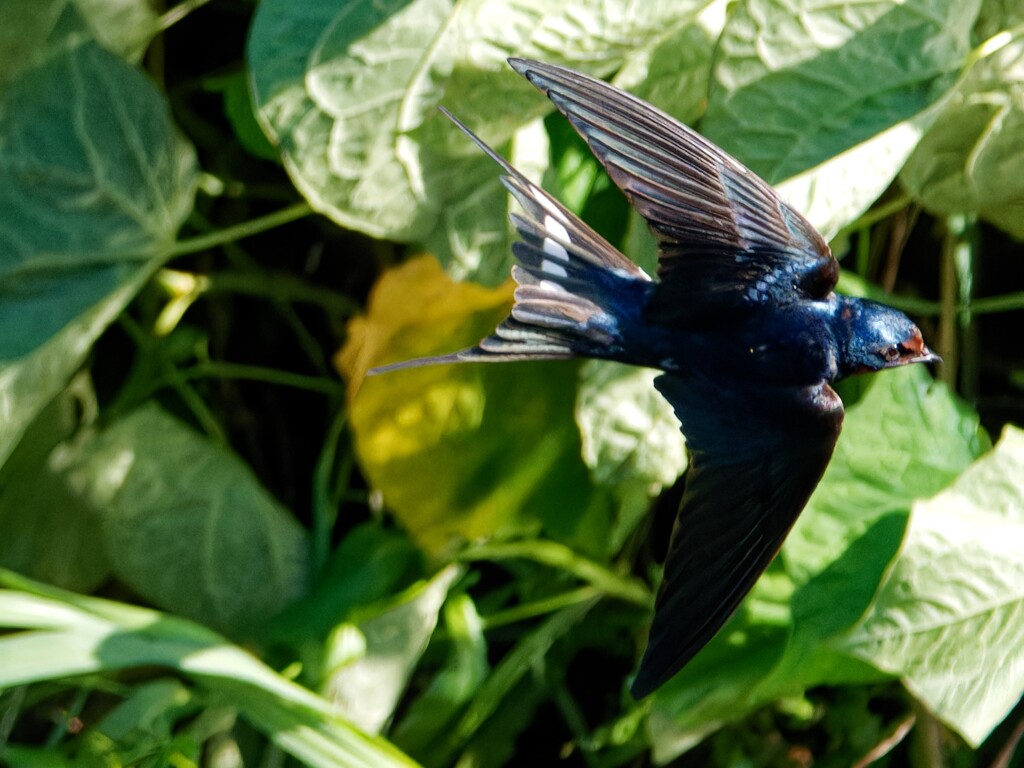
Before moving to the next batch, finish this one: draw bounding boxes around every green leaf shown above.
[611,0,728,126]
[0,4,196,360]
[248,0,715,280]
[900,15,1024,237]
[326,566,461,734]
[0,272,148,472]
[776,112,937,239]
[248,0,451,241]
[0,570,421,768]
[0,380,110,591]
[340,256,600,556]
[268,522,424,650]
[74,0,160,62]
[0,3,196,468]
[390,594,490,759]
[75,405,309,637]
[703,0,980,234]
[839,425,1024,746]
[576,361,687,554]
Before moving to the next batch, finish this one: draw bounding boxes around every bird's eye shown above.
[882,346,901,363]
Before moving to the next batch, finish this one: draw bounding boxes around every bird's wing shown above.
[630,373,844,698]
[508,58,839,323]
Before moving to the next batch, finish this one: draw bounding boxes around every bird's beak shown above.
[908,346,942,366]
[887,329,941,368]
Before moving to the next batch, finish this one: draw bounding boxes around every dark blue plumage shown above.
[371,59,938,698]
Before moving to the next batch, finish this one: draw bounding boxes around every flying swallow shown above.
[372,58,939,697]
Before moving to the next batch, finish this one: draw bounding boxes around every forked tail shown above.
[370,109,652,374]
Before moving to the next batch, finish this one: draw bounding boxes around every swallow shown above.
[371,58,939,698]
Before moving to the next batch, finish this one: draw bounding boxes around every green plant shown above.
[1,0,1023,766]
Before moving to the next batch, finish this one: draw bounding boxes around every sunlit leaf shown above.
[326,566,461,734]
[901,12,1024,237]
[74,405,309,637]
[704,0,979,235]
[248,0,450,240]
[576,361,687,553]
[840,425,1024,746]
[391,593,490,759]
[0,571,420,768]
[248,0,715,281]
[339,256,600,556]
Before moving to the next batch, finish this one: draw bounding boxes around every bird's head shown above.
[837,297,940,378]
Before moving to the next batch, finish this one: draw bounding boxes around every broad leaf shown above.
[901,9,1024,237]
[0,3,197,464]
[0,381,110,591]
[840,426,1024,746]
[248,0,715,281]
[704,0,980,235]
[576,360,687,554]
[339,256,601,556]
[248,0,450,240]
[326,566,461,734]
[75,405,309,637]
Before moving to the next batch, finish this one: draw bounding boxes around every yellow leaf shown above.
[337,256,600,557]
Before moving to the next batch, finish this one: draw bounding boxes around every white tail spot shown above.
[542,236,569,261]
[544,215,570,243]
[541,259,568,277]
[539,279,569,293]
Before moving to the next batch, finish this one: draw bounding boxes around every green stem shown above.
[480,586,601,630]
[840,195,912,241]
[969,292,1024,315]
[178,362,345,396]
[963,23,1024,72]
[190,269,359,316]
[118,316,227,442]
[168,203,313,260]
[312,409,349,576]
[157,0,217,32]
[458,541,651,608]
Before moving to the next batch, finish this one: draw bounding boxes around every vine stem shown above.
[167,202,313,261]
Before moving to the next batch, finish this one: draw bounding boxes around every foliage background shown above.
[1,0,1023,766]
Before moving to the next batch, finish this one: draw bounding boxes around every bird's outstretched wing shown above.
[508,58,839,324]
[630,374,844,698]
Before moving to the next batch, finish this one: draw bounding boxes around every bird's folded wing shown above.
[631,374,843,697]
[508,58,839,321]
